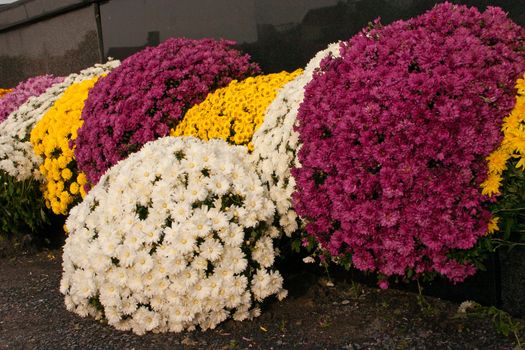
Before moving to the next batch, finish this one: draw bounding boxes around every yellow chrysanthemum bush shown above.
[481,74,525,247]
[171,70,302,150]
[0,88,12,98]
[30,77,98,215]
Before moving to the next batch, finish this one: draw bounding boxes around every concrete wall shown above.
[0,0,524,84]
[0,0,85,27]
[0,0,101,87]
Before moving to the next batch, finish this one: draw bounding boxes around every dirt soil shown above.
[0,250,521,350]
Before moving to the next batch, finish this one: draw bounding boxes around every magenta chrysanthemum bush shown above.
[0,75,63,123]
[293,3,525,283]
[75,38,260,184]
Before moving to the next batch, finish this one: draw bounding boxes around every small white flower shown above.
[206,175,229,195]
[191,256,208,271]
[170,256,187,274]
[303,256,316,264]
[71,269,96,299]
[199,238,223,262]
[231,276,248,295]
[180,268,199,288]
[214,266,235,283]
[458,300,478,314]
[116,245,135,267]
[89,251,112,273]
[204,275,223,299]
[105,306,121,324]
[220,247,247,274]
[169,202,191,221]
[133,307,160,334]
[219,223,244,247]
[189,210,211,238]
[107,267,128,287]
[249,307,261,319]
[99,236,120,257]
[99,282,120,307]
[127,270,143,292]
[186,183,207,202]
[134,251,154,274]
[252,237,275,268]
[277,288,288,301]
[114,320,132,332]
[121,296,138,315]
[207,208,229,231]
[193,281,210,300]
[172,230,196,254]
[142,226,161,244]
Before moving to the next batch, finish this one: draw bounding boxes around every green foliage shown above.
[0,170,51,241]
[447,235,493,271]
[448,159,525,267]
[416,280,435,316]
[456,301,524,349]
[492,158,525,246]
[88,295,104,313]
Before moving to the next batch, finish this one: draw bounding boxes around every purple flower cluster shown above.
[293,3,525,282]
[0,75,63,123]
[75,38,260,184]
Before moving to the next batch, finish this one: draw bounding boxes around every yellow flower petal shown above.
[171,70,302,149]
[30,77,99,215]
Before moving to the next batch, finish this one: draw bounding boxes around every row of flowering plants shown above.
[1,1,525,335]
[0,61,118,242]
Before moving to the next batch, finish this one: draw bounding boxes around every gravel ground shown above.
[0,250,521,350]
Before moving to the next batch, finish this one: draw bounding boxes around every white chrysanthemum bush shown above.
[0,60,119,242]
[61,137,286,335]
[251,43,341,237]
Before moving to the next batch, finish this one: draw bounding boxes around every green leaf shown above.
[291,239,301,253]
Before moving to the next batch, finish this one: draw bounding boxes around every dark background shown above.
[0,0,524,86]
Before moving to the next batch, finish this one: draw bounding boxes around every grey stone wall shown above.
[0,0,85,27]
[0,1,101,87]
[1,0,524,86]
